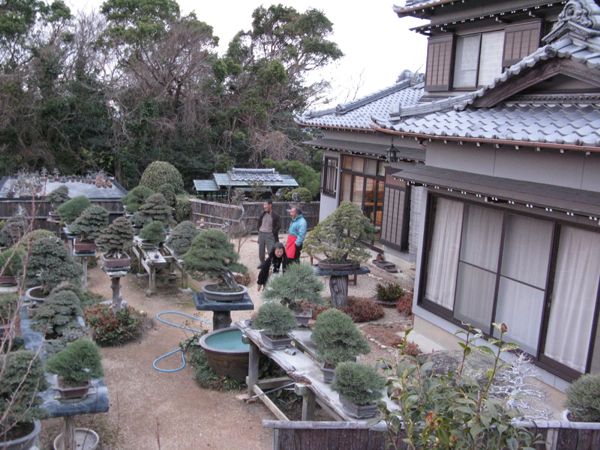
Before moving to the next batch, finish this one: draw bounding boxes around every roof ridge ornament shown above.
[543,0,600,43]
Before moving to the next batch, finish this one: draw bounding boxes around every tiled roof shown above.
[194,169,298,192]
[394,0,459,16]
[193,179,219,192]
[0,176,127,199]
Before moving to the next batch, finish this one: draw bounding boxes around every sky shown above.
[69,0,427,108]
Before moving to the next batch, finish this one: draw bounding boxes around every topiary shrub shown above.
[166,221,198,256]
[175,195,191,223]
[0,246,25,278]
[123,185,154,213]
[26,237,82,294]
[0,350,48,437]
[96,216,134,258]
[46,339,104,385]
[138,193,172,224]
[139,161,184,193]
[84,304,144,346]
[342,297,384,323]
[332,361,385,406]
[139,220,166,246]
[69,205,109,242]
[0,215,28,247]
[158,183,176,208]
[46,185,69,207]
[566,374,600,422]
[375,282,404,303]
[312,309,370,367]
[284,187,313,202]
[31,290,84,341]
[252,302,296,337]
[262,263,323,311]
[57,195,91,224]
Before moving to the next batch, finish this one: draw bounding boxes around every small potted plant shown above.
[138,220,166,250]
[0,246,24,287]
[312,309,370,383]
[252,302,297,350]
[262,263,323,326]
[56,195,91,226]
[165,220,198,257]
[96,216,134,270]
[69,205,109,254]
[564,373,600,422]
[332,361,385,419]
[45,338,104,400]
[375,282,405,308]
[31,289,85,342]
[183,229,248,302]
[304,201,375,271]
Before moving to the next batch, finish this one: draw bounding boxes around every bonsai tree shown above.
[166,221,198,256]
[26,237,82,295]
[57,195,91,224]
[46,339,104,387]
[130,211,147,231]
[375,282,404,304]
[139,220,166,247]
[304,201,375,264]
[0,350,48,440]
[18,229,55,251]
[183,229,247,291]
[0,246,25,282]
[138,193,172,224]
[69,205,109,242]
[332,361,385,408]
[123,185,154,213]
[158,183,177,208]
[175,195,191,223]
[0,215,27,247]
[96,216,134,258]
[46,185,69,208]
[262,263,323,311]
[31,290,85,341]
[566,374,600,422]
[139,161,184,192]
[252,302,296,337]
[312,309,370,367]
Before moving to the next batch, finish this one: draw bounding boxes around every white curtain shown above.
[478,31,505,86]
[425,198,464,310]
[545,227,600,373]
[455,264,497,330]
[453,35,480,88]
[460,205,503,271]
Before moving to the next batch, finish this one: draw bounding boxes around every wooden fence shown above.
[264,419,600,450]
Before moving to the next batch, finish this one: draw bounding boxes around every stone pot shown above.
[318,259,360,271]
[339,394,379,419]
[53,428,99,450]
[54,378,91,401]
[0,419,41,450]
[260,331,292,350]
[202,284,247,303]
[321,362,335,384]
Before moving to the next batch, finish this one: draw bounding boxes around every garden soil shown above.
[43,235,405,449]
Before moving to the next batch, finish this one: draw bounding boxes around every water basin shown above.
[199,327,249,382]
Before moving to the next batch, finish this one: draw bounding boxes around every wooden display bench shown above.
[131,237,186,295]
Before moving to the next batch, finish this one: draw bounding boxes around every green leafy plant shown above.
[0,246,25,278]
[263,158,320,198]
[262,263,323,311]
[56,195,91,224]
[138,193,172,224]
[46,185,69,207]
[31,290,84,341]
[284,187,313,202]
[139,220,166,246]
[175,195,191,223]
[26,237,82,294]
[252,302,296,337]
[158,183,176,207]
[130,211,146,230]
[46,339,104,386]
[333,361,385,406]
[304,201,375,264]
[139,161,184,192]
[18,229,56,251]
[342,297,384,323]
[375,282,404,303]
[123,185,154,213]
[0,215,28,247]
[0,350,48,437]
[166,221,198,256]
[69,205,109,242]
[566,374,600,422]
[84,304,144,346]
[312,309,370,367]
[96,216,134,258]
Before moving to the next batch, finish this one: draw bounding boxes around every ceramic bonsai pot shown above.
[73,241,96,254]
[0,419,41,450]
[321,363,335,384]
[102,255,131,270]
[318,259,360,271]
[202,284,247,303]
[0,275,17,286]
[260,331,292,350]
[339,394,379,419]
[54,379,92,401]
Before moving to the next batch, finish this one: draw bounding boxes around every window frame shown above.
[322,157,338,197]
[452,30,505,90]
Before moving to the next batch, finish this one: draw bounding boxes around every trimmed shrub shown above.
[0,246,25,277]
[312,309,370,366]
[84,304,144,346]
[139,161,184,192]
[284,187,313,202]
[332,362,385,405]
[123,185,154,213]
[31,290,84,340]
[46,339,104,385]
[566,374,600,422]
[57,196,91,224]
[138,193,172,224]
[46,185,69,207]
[0,215,28,247]
[252,302,296,336]
[26,237,82,293]
[175,195,191,223]
[96,216,134,257]
[70,205,109,242]
[139,220,166,246]
[262,263,323,311]
[158,183,176,208]
[342,298,384,323]
[166,221,198,256]
[375,282,404,303]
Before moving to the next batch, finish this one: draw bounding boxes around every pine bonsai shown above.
[69,205,109,242]
[332,362,385,406]
[139,220,166,246]
[304,201,375,264]
[18,229,55,251]
[31,290,84,341]
[123,185,154,213]
[158,183,176,208]
[566,374,600,422]
[183,229,247,290]
[139,161,184,192]
[166,221,198,256]
[0,215,28,247]
[46,185,69,208]
[0,246,24,278]
[252,302,296,337]
[26,237,82,294]
[138,193,172,224]
[96,217,133,258]
[262,263,323,311]
[312,309,370,367]
[46,339,104,386]
[57,196,91,224]
[130,211,147,231]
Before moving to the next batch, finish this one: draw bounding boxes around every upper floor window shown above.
[453,31,505,89]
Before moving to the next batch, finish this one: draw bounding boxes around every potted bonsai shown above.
[0,215,28,248]
[123,185,154,214]
[56,195,91,226]
[564,373,600,422]
[96,216,134,270]
[312,309,370,383]
[332,361,386,419]
[375,282,410,309]
[46,185,69,221]
[304,201,375,271]
[165,220,198,257]
[252,302,297,350]
[138,220,166,250]
[0,350,48,449]
[31,289,85,343]
[69,205,109,254]
[138,193,172,225]
[262,263,323,326]
[183,229,248,302]
[46,338,104,400]
[0,246,24,287]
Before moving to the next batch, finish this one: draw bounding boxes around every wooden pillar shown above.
[111,277,122,311]
[63,416,76,450]
[329,275,349,308]
[213,312,232,330]
[295,384,316,421]
[81,257,88,290]
[247,342,260,396]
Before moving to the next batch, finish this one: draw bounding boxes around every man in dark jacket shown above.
[257,200,280,267]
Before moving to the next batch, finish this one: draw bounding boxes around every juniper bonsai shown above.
[123,185,154,213]
[69,205,109,242]
[0,215,28,247]
[96,216,133,258]
[138,193,172,224]
[139,161,184,192]
[252,302,296,337]
[46,185,69,208]
[46,339,104,386]
[139,220,166,246]
[166,221,198,256]
[304,201,375,264]
[31,290,84,341]
[26,237,82,294]
[262,263,323,311]
[183,229,247,290]
[57,195,91,224]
